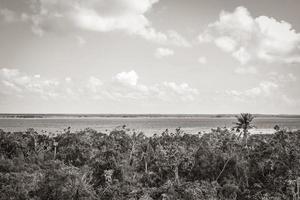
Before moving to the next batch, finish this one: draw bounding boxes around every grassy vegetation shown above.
[0,114,300,199]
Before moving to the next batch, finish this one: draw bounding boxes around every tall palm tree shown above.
[233,113,255,144]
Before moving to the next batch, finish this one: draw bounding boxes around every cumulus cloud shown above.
[199,6,300,64]
[0,68,199,102]
[113,70,139,86]
[155,48,174,58]
[1,0,189,46]
[214,37,237,53]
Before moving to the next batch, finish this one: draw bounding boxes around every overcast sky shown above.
[0,0,299,114]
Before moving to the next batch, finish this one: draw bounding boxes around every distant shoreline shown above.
[0,113,300,119]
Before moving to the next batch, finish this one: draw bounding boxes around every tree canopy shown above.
[0,123,300,199]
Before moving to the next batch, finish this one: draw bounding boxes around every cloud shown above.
[155,48,174,58]
[165,30,191,47]
[162,82,199,101]
[224,81,278,101]
[214,37,237,52]
[0,68,60,99]
[110,71,199,101]
[113,70,139,86]
[0,68,199,102]
[198,56,207,64]
[199,6,300,64]
[232,47,251,65]
[1,0,189,46]
[223,71,297,102]
[268,71,297,83]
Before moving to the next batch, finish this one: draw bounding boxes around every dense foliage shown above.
[0,121,300,199]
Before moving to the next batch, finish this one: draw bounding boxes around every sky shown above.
[0,0,299,114]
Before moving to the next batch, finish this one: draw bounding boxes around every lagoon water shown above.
[0,116,300,135]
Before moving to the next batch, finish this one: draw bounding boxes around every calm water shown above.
[0,117,300,135]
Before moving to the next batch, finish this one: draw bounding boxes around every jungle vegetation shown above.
[0,113,300,200]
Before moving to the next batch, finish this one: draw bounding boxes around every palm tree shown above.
[233,113,255,145]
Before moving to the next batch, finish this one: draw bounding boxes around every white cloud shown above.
[199,6,300,64]
[2,80,22,93]
[259,81,279,96]
[0,68,19,78]
[221,69,299,104]
[232,47,251,65]
[0,68,60,99]
[198,56,207,64]
[162,82,199,101]
[3,0,189,46]
[225,69,299,102]
[222,70,299,102]
[0,68,199,102]
[268,71,297,83]
[155,48,174,58]
[214,37,237,52]
[114,70,139,86]
[98,71,199,101]
[165,30,191,47]
[225,80,278,101]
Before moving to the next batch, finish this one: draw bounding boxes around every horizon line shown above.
[0,113,300,116]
